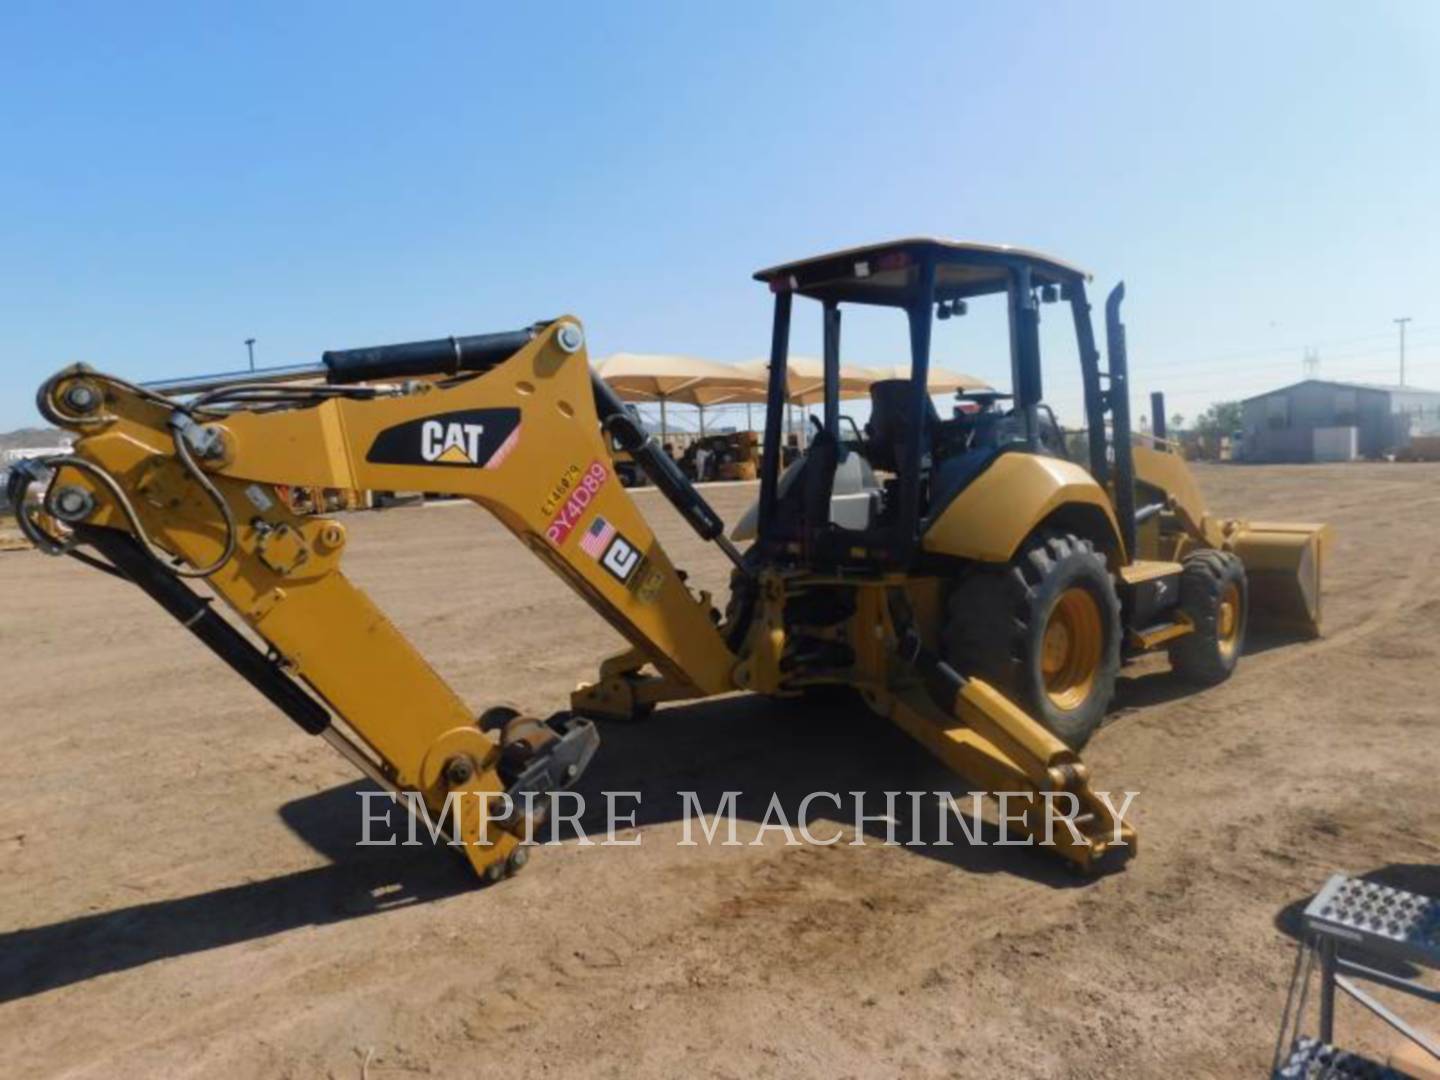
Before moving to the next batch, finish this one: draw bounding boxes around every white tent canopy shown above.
[736,356,875,405]
[596,353,993,446]
[735,357,876,446]
[595,353,765,438]
[863,364,990,395]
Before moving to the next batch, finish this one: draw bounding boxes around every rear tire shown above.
[944,531,1121,750]
[1169,550,1247,685]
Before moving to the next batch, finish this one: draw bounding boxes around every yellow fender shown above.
[922,453,1125,565]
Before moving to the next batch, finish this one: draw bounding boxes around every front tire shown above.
[1169,550,1247,685]
[944,531,1121,750]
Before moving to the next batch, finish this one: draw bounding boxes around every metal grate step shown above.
[1273,1036,1408,1079]
[1306,875,1440,971]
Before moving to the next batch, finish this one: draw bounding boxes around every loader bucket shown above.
[1227,521,1331,638]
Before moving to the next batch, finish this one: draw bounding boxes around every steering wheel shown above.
[956,389,1013,407]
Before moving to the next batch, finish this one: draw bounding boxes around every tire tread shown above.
[944,530,1120,749]
[1169,549,1247,685]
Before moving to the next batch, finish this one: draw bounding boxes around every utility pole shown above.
[244,337,256,372]
[1394,318,1411,385]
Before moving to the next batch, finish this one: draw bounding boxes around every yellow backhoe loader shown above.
[12,239,1327,881]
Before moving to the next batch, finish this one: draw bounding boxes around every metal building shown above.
[1238,379,1440,462]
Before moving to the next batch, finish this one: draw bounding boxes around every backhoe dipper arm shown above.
[21,319,737,880]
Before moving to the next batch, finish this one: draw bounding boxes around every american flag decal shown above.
[580,516,616,558]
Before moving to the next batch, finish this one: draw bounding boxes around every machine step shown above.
[1273,1037,1406,1079]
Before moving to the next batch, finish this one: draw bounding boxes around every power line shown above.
[1124,341,1440,388]
[1137,320,1437,369]
[1033,344,1440,395]
[1134,362,1439,395]
[1134,327,1440,375]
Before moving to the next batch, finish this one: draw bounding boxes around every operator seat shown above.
[800,423,840,539]
[865,379,940,472]
[727,436,881,543]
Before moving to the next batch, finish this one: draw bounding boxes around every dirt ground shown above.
[2,464,1439,1079]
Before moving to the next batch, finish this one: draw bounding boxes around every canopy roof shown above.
[598,351,993,410]
[864,364,990,395]
[753,238,1090,307]
[594,353,765,406]
[737,356,873,405]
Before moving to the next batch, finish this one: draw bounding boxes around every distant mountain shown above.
[0,427,68,452]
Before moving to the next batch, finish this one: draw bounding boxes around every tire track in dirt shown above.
[6,467,1440,1079]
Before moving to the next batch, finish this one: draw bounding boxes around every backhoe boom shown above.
[18,319,738,879]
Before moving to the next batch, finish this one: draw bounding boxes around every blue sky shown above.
[2,1,1437,432]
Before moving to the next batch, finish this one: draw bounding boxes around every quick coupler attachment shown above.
[488,711,600,807]
[406,710,602,886]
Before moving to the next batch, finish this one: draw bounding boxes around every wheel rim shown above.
[1217,581,1242,658]
[1041,587,1104,711]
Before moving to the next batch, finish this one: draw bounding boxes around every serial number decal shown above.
[545,459,610,545]
[540,463,584,519]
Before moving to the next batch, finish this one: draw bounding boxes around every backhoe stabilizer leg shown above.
[891,631,1136,873]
